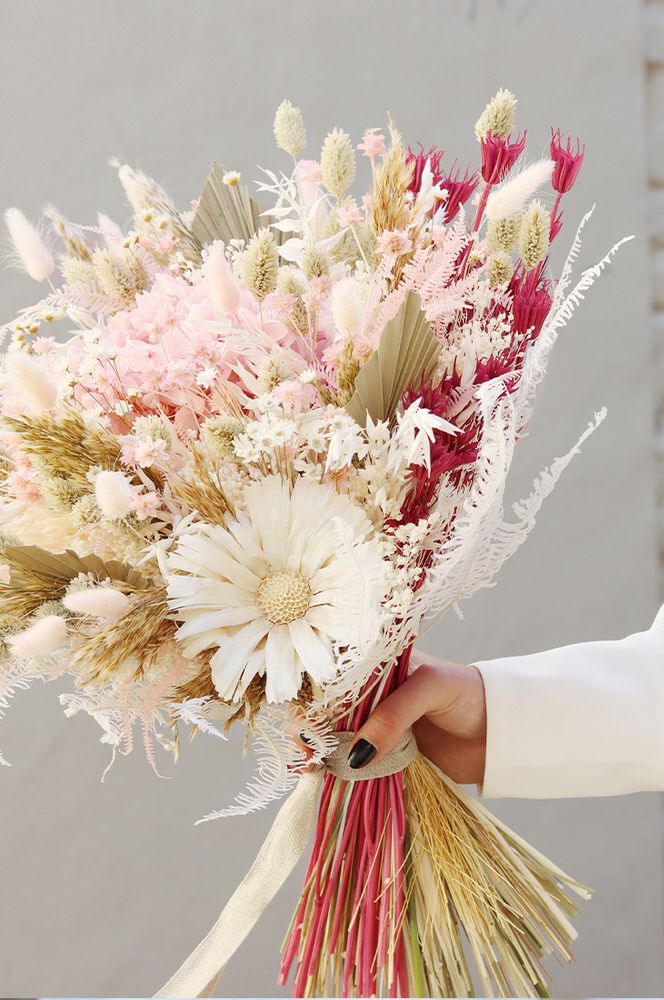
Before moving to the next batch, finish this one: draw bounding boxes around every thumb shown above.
[347,666,439,770]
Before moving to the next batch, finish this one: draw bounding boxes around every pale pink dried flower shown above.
[63,586,131,621]
[9,616,67,658]
[203,242,241,314]
[337,202,362,227]
[296,160,322,184]
[357,131,387,160]
[375,228,413,259]
[94,470,134,519]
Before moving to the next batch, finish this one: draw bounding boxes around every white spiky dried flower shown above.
[320,128,356,199]
[5,208,54,282]
[237,228,279,302]
[273,100,307,158]
[519,199,551,271]
[474,88,517,142]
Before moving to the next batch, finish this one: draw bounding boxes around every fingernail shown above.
[299,731,311,745]
[348,738,377,769]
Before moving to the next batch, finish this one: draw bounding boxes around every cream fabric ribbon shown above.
[154,730,416,999]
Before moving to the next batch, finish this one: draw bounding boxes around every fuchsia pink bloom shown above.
[479,130,527,184]
[550,129,585,193]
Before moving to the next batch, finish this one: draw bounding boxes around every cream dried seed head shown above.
[487,213,521,253]
[518,199,551,271]
[273,100,307,158]
[487,250,514,287]
[474,88,517,141]
[320,128,356,198]
[237,228,279,302]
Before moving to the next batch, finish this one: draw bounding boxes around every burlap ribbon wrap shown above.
[154,730,417,999]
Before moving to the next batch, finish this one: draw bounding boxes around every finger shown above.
[348,665,443,770]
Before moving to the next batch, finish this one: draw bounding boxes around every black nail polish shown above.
[299,731,312,746]
[348,738,377,769]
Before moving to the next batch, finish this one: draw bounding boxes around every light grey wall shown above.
[0,0,662,996]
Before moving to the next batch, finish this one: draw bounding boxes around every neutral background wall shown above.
[0,1,663,996]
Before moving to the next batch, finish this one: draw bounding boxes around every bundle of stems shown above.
[280,645,589,999]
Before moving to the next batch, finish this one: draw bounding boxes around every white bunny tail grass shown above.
[404,754,590,999]
[486,159,554,221]
[5,207,54,282]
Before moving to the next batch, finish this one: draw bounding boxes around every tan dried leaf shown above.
[345,291,440,426]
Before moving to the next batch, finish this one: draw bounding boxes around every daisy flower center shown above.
[256,570,312,625]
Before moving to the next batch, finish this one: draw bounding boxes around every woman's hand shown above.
[347,650,487,784]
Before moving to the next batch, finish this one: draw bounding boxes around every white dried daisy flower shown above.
[273,100,307,158]
[518,199,551,271]
[320,128,356,198]
[474,88,517,141]
[166,475,386,703]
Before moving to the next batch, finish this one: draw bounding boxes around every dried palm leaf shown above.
[345,291,440,425]
[3,545,149,590]
[192,162,285,247]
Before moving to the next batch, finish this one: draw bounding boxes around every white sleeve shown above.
[474,606,664,799]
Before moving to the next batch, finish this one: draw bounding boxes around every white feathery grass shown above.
[5,208,54,282]
[203,241,240,314]
[94,471,134,519]
[9,616,67,658]
[3,351,58,412]
[63,586,131,621]
[486,159,554,221]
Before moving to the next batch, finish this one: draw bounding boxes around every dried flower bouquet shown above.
[0,90,627,997]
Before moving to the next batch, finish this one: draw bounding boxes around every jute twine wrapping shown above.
[154,730,416,999]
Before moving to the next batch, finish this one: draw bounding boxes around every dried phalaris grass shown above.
[173,662,218,703]
[404,753,589,999]
[172,445,233,524]
[45,206,92,261]
[370,125,414,238]
[3,409,121,491]
[74,586,173,685]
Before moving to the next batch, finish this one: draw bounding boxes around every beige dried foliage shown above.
[46,207,92,261]
[74,586,173,685]
[337,339,361,404]
[370,127,414,237]
[92,248,149,304]
[172,446,233,524]
[3,409,121,491]
[405,754,587,998]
